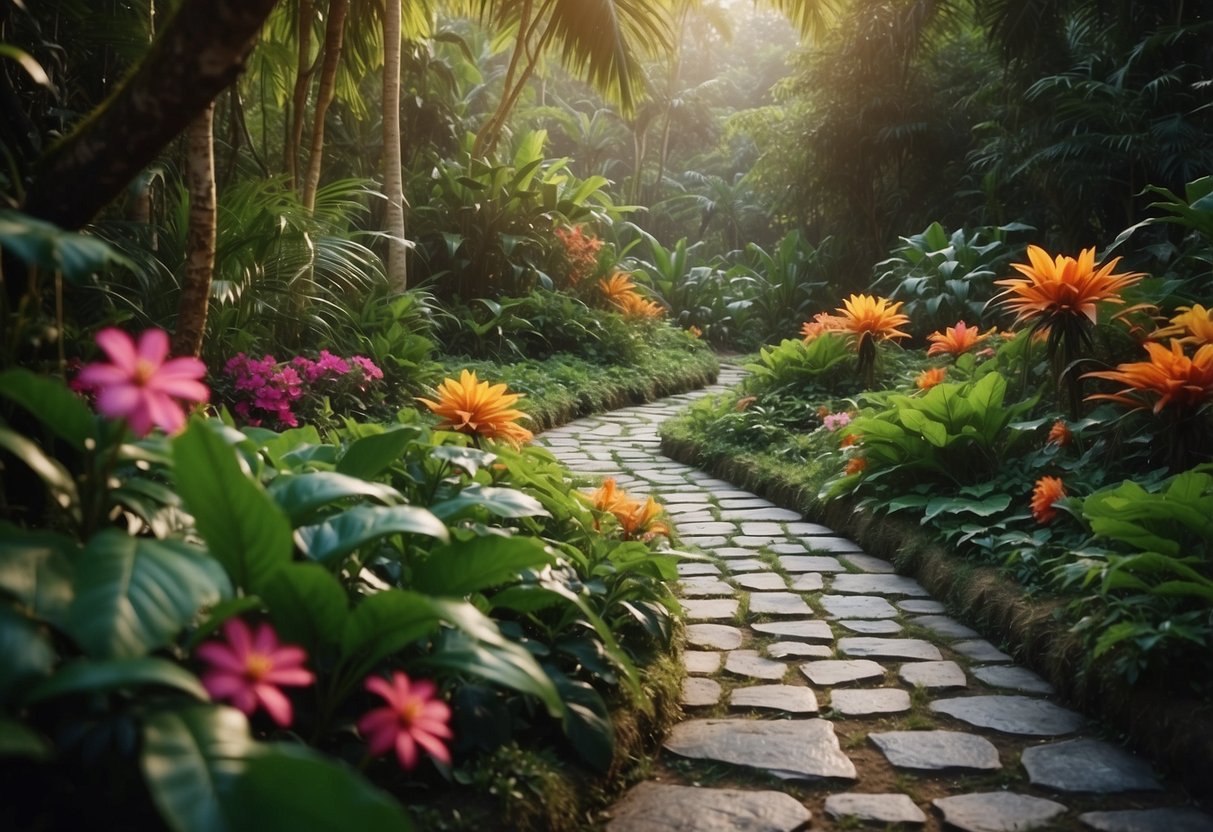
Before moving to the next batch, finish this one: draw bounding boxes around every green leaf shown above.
[0,368,95,449]
[0,607,54,703]
[267,472,403,526]
[26,657,208,703]
[335,427,419,480]
[64,531,230,659]
[0,210,133,282]
[0,717,51,760]
[259,565,349,653]
[337,591,445,688]
[295,505,449,565]
[428,445,497,477]
[173,420,293,592]
[416,629,565,719]
[429,485,550,521]
[412,536,553,596]
[898,409,948,447]
[0,523,76,624]
[0,426,80,522]
[546,668,613,771]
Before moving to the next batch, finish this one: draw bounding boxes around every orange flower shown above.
[598,272,637,304]
[1084,340,1213,415]
[836,294,911,345]
[994,245,1143,327]
[1153,304,1213,346]
[926,321,994,357]
[688,325,702,338]
[844,456,867,475]
[1046,419,1071,447]
[417,370,533,447]
[840,433,860,448]
[916,367,947,390]
[554,225,602,285]
[614,290,665,319]
[801,313,848,341]
[616,495,669,541]
[1031,476,1066,524]
[587,477,632,516]
[735,396,757,411]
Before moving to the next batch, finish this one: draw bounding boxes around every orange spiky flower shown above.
[1046,419,1072,447]
[616,495,670,541]
[1153,304,1213,346]
[598,272,637,304]
[916,367,947,390]
[1031,476,1067,524]
[417,370,533,447]
[836,294,910,388]
[801,313,848,342]
[844,456,867,476]
[614,291,665,319]
[554,225,603,286]
[926,321,995,357]
[1084,340,1213,415]
[587,478,632,516]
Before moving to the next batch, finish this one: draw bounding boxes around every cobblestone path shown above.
[535,367,1213,832]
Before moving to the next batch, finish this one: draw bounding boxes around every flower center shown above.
[244,653,274,681]
[132,358,158,385]
[397,698,423,725]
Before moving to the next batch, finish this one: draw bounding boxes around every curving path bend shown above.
[535,367,1213,832]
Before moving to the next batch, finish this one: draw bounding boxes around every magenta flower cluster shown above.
[224,349,384,429]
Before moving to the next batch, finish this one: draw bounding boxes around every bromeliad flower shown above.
[844,456,867,476]
[417,370,533,447]
[615,291,665,319]
[1084,340,1213,415]
[1153,304,1213,346]
[598,272,637,305]
[1046,419,1072,447]
[1031,476,1067,524]
[358,672,452,771]
[75,328,208,437]
[926,321,994,357]
[801,313,848,342]
[836,294,911,345]
[197,618,315,727]
[916,367,947,390]
[994,246,1143,327]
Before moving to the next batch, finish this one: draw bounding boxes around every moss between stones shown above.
[659,428,1213,795]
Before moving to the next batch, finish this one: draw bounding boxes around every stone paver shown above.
[543,374,1195,831]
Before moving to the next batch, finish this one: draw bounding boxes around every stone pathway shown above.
[535,367,1213,832]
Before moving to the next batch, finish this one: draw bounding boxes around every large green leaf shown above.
[0,426,80,523]
[428,485,550,521]
[267,472,403,526]
[411,536,554,596]
[416,629,565,719]
[0,368,95,450]
[0,717,50,760]
[295,505,449,565]
[0,607,54,703]
[0,210,133,282]
[0,523,76,624]
[337,590,446,692]
[172,420,293,592]
[64,531,230,659]
[26,657,208,703]
[335,427,419,480]
[259,564,349,653]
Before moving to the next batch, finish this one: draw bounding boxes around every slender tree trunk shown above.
[382,0,408,290]
[286,0,315,190]
[21,0,278,231]
[173,102,217,358]
[301,0,350,212]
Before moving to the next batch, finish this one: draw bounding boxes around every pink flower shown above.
[358,672,453,770]
[197,618,315,726]
[75,328,208,437]
[822,411,853,431]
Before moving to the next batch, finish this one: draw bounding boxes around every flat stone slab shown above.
[683,598,740,620]
[677,563,721,577]
[741,522,785,536]
[953,639,1013,663]
[752,619,834,643]
[718,498,778,509]
[715,547,759,559]
[838,638,943,662]
[664,719,856,781]
[931,696,1084,736]
[606,782,812,832]
[934,792,1067,832]
[682,677,723,707]
[785,522,834,536]
[679,579,736,597]
[820,594,899,619]
[790,573,824,592]
[733,573,787,591]
[910,615,979,640]
[899,599,946,614]
[683,651,722,675]
[900,661,967,690]
[679,522,739,536]
[972,665,1054,695]
[870,730,1001,772]
[830,574,929,596]
[825,793,926,826]
[840,553,896,573]
[839,619,903,635]
[722,559,769,573]
[730,684,819,714]
[725,650,788,681]
[801,536,863,553]
[687,624,744,650]
[1021,738,1161,793]
[779,555,845,573]
[767,641,832,659]
[831,688,911,716]
[748,592,813,616]
[682,536,728,549]
[801,659,886,686]
[721,508,802,521]
[1080,808,1213,832]
[734,536,784,548]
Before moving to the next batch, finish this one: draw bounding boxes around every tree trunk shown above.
[173,102,217,358]
[301,0,350,212]
[286,0,315,190]
[382,0,408,291]
[21,0,278,231]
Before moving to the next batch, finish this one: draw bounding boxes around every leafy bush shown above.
[743,334,856,397]
[729,230,832,345]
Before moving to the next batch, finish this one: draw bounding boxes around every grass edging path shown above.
[659,425,1213,795]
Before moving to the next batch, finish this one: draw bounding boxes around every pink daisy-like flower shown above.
[75,328,208,437]
[358,672,453,770]
[197,618,315,727]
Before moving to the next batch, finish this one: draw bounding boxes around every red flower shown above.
[75,328,208,436]
[197,619,315,726]
[1031,476,1067,524]
[358,672,453,770]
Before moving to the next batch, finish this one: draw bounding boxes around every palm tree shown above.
[173,102,217,358]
